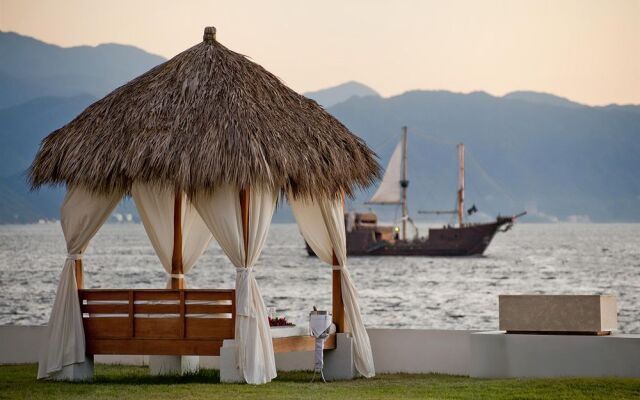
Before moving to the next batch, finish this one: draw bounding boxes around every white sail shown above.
[367,140,403,204]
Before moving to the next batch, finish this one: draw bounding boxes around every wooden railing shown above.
[79,289,235,356]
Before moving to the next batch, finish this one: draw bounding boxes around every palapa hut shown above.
[30,26,379,384]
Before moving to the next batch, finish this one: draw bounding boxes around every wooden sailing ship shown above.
[307,127,525,256]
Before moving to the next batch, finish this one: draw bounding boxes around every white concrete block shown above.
[149,355,199,376]
[499,295,618,333]
[368,329,475,375]
[470,331,640,378]
[0,326,44,364]
[198,352,315,372]
[219,340,244,383]
[95,355,148,366]
[199,356,220,369]
[182,356,200,373]
[275,351,314,371]
[217,340,318,381]
[50,356,94,381]
[323,333,356,381]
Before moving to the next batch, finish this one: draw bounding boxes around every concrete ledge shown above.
[219,340,243,383]
[323,333,355,381]
[368,329,475,376]
[0,325,44,364]
[470,331,640,378]
[50,357,94,381]
[3,326,639,378]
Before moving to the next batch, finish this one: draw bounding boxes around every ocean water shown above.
[0,223,638,333]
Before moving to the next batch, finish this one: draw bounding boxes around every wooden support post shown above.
[332,191,346,332]
[128,290,134,338]
[332,252,345,333]
[171,191,184,289]
[74,259,84,289]
[179,290,186,339]
[239,188,250,261]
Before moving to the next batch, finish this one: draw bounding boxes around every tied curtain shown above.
[131,184,212,287]
[38,186,122,379]
[193,185,277,385]
[289,195,375,378]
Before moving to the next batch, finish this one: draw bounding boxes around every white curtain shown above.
[289,195,375,378]
[37,186,122,379]
[193,185,277,384]
[131,183,212,287]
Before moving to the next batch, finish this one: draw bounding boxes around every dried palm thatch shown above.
[29,26,379,198]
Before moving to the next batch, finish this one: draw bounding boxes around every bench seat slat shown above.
[186,291,234,301]
[185,304,233,314]
[80,290,129,301]
[81,304,129,314]
[86,339,224,356]
[134,291,180,301]
[134,304,180,314]
[186,318,234,339]
[83,317,130,338]
[134,318,181,339]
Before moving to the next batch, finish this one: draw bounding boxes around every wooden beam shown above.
[128,290,134,338]
[74,259,84,289]
[332,192,346,333]
[179,290,186,339]
[171,191,184,289]
[81,303,129,314]
[79,289,234,299]
[273,334,336,353]
[86,334,337,356]
[238,187,250,342]
[86,339,225,356]
[332,251,345,333]
[239,187,250,262]
[506,330,611,336]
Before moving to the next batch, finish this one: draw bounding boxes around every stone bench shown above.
[499,294,617,335]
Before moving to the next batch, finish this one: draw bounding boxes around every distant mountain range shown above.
[1,31,639,223]
[0,31,165,108]
[0,31,165,222]
[330,91,640,223]
[304,81,380,108]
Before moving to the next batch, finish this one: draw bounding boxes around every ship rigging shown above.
[307,126,526,256]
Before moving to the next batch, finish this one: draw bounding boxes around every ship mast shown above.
[457,143,465,227]
[400,126,409,240]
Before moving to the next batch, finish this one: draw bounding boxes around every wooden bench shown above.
[79,288,335,356]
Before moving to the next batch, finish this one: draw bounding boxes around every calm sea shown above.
[0,223,638,333]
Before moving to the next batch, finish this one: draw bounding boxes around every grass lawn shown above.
[0,364,638,400]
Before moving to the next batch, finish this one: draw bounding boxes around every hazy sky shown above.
[1,0,639,105]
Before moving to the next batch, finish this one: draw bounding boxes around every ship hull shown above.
[307,218,513,257]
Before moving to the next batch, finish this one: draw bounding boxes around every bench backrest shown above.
[78,289,235,355]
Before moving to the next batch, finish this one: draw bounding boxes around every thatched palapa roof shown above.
[29,26,379,198]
